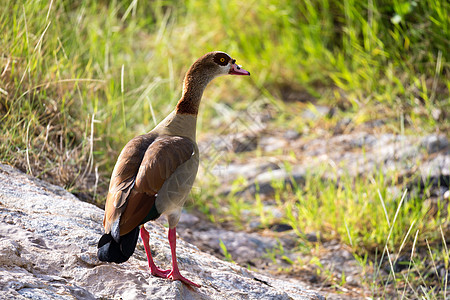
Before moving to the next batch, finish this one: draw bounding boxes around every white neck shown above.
[152,111,197,142]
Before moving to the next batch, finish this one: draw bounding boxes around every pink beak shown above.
[229,63,250,76]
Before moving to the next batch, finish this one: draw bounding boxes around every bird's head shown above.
[186,51,250,82]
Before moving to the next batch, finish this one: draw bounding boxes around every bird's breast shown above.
[154,149,199,221]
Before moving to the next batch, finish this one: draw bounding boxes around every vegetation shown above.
[193,165,449,297]
[1,0,449,298]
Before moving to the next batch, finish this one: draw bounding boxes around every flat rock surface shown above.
[0,163,323,300]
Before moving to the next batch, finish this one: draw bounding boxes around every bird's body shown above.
[97,51,250,287]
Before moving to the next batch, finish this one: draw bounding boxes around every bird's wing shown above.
[103,133,157,233]
[134,135,195,194]
[103,134,195,235]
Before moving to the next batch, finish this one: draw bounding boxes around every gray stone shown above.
[259,136,288,152]
[180,227,278,265]
[0,163,323,300]
[211,161,280,183]
[333,118,351,134]
[178,211,200,227]
[270,223,293,232]
[421,135,449,154]
[200,132,260,154]
[248,166,306,196]
[348,134,377,148]
[301,105,330,120]
[419,153,450,177]
[284,130,300,140]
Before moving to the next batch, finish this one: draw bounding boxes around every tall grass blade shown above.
[378,188,390,227]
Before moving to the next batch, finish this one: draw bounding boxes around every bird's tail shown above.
[97,227,139,263]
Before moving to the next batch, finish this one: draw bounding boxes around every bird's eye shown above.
[214,53,229,66]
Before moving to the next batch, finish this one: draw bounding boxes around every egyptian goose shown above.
[97,52,250,287]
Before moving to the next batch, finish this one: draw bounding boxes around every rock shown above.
[211,161,280,183]
[270,223,293,232]
[249,220,263,229]
[0,163,323,300]
[305,232,319,243]
[284,130,300,140]
[177,211,200,227]
[348,134,377,148]
[431,108,442,121]
[231,134,259,153]
[444,190,450,200]
[248,166,306,196]
[333,118,351,134]
[178,226,278,266]
[319,243,362,287]
[419,154,450,178]
[259,136,288,152]
[200,131,261,155]
[421,135,449,154]
[363,119,386,129]
[301,105,330,120]
[176,212,312,271]
[0,240,29,269]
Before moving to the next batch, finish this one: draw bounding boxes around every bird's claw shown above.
[150,267,171,278]
[167,270,201,287]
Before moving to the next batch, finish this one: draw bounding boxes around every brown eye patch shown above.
[213,53,230,66]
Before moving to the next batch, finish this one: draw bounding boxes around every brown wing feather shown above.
[134,135,195,194]
[103,133,158,233]
[118,190,157,234]
[103,134,195,236]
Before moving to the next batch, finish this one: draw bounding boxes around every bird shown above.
[97,51,250,287]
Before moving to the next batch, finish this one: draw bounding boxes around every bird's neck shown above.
[155,67,214,141]
[175,72,211,115]
[153,111,198,141]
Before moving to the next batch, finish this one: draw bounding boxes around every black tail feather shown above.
[97,227,139,263]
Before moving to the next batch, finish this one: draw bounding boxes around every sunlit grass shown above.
[1,1,448,191]
[192,164,449,297]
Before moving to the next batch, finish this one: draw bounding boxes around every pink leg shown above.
[140,226,170,278]
[167,227,201,287]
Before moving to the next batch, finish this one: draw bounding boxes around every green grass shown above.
[1,0,449,298]
[192,166,449,298]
